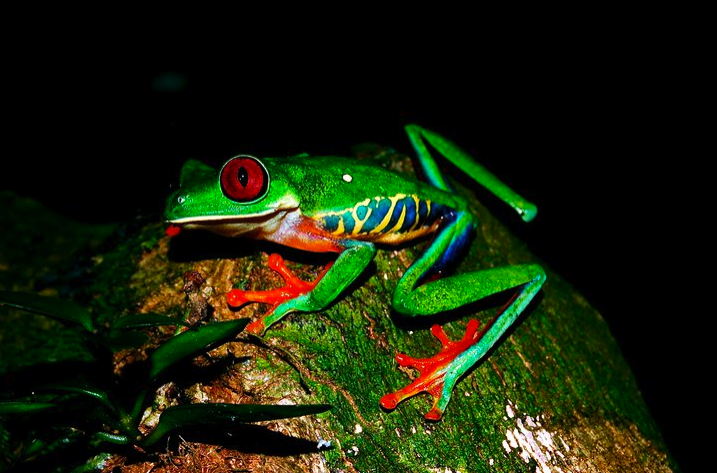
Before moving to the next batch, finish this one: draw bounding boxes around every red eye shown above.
[220,156,269,202]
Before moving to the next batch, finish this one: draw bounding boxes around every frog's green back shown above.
[265,155,465,217]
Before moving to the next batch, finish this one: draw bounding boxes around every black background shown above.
[1,34,698,470]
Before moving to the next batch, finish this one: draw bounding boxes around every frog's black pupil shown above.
[237,167,248,187]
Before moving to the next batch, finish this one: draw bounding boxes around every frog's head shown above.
[165,155,299,237]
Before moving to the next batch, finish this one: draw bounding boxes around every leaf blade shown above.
[0,291,94,331]
[102,330,150,351]
[148,319,249,381]
[41,380,115,412]
[111,313,190,330]
[142,402,332,446]
[0,401,57,416]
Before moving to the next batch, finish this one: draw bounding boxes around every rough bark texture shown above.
[0,145,679,472]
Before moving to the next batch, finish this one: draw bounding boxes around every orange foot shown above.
[380,319,482,420]
[226,253,333,335]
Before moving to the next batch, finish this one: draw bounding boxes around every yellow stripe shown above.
[333,217,345,235]
[317,193,422,237]
[388,204,407,234]
[369,194,405,234]
[409,195,422,232]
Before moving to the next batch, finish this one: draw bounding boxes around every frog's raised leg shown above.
[383,210,545,420]
[405,124,537,222]
[228,240,376,334]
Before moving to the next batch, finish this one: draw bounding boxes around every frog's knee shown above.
[391,290,413,316]
[528,264,546,284]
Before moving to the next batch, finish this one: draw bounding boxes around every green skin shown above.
[165,125,545,420]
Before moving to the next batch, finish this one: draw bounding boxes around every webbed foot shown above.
[226,253,333,334]
[380,319,481,420]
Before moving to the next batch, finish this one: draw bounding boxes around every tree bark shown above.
[0,143,680,472]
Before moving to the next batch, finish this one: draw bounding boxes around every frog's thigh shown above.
[394,263,544,316]
[392,214,543,316]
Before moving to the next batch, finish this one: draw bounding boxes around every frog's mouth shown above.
[167,208,295,239]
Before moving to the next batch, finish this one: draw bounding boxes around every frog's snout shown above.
[164,191,188,222]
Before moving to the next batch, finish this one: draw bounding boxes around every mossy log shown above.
[0,143,679,472]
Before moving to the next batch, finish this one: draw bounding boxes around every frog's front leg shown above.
[382,211,545,420]
[228,240,376,334]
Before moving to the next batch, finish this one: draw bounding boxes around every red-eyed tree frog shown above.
[164,125,545,420]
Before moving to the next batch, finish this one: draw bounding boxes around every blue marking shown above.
[417,212,470,285]
[436,216,471,270]
[426,202,445,226]
[386,198,407,232]
[399,196,418,232]
[417,200,429,223]
[323,214,340,232]
[362,198,392,234]
[342,211,355,234]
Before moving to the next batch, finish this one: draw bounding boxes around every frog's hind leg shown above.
[386,211,545,419]
[405,124,537,222]
[422,211,474,287]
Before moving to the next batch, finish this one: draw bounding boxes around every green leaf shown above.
[148,319,249,381]
[111,313,190,330]
[90,432,131,446]
[0,290,94,332]
[142,402,332,446]
[80,330,149,353]
[41,381,115,412]
[19,437,50,459]
[18,429,85,463]
[0,401,57,416]
[103,330,150,351]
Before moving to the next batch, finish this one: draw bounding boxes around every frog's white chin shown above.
[168,209,294,239]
